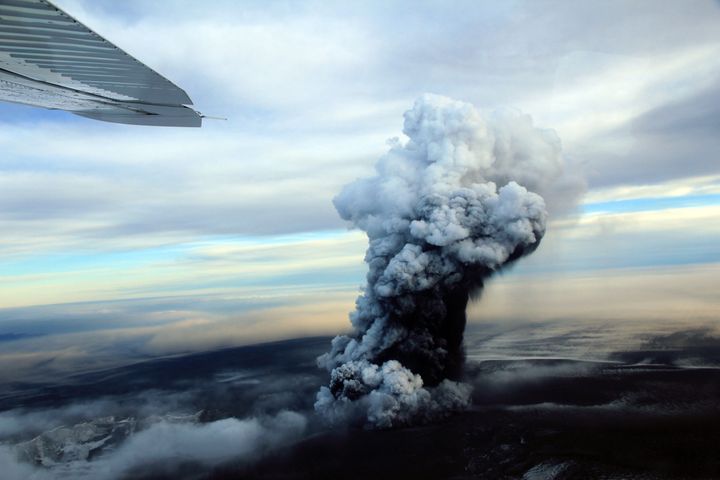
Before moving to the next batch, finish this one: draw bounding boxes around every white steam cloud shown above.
[97,411,306,478]
[1,410,306,480]
[316,94,573,427]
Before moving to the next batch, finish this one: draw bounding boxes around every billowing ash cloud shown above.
[316,94,571,428]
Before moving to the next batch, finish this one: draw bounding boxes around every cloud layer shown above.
[1,411,307,480]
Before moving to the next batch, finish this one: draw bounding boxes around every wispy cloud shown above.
[470,262,720,324]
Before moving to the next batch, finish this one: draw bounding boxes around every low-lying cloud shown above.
[1,411,307,480]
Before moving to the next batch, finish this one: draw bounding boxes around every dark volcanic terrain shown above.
[1,322,719,479]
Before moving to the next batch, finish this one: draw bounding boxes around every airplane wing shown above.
[0,0,202,127]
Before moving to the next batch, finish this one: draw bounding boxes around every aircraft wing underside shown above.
[0,0,201,127]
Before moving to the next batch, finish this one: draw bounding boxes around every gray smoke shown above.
[316,94,571,428]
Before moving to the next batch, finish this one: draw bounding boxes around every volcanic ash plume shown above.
[316,94,568,428]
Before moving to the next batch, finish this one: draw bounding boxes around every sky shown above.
[1,0,719,382]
